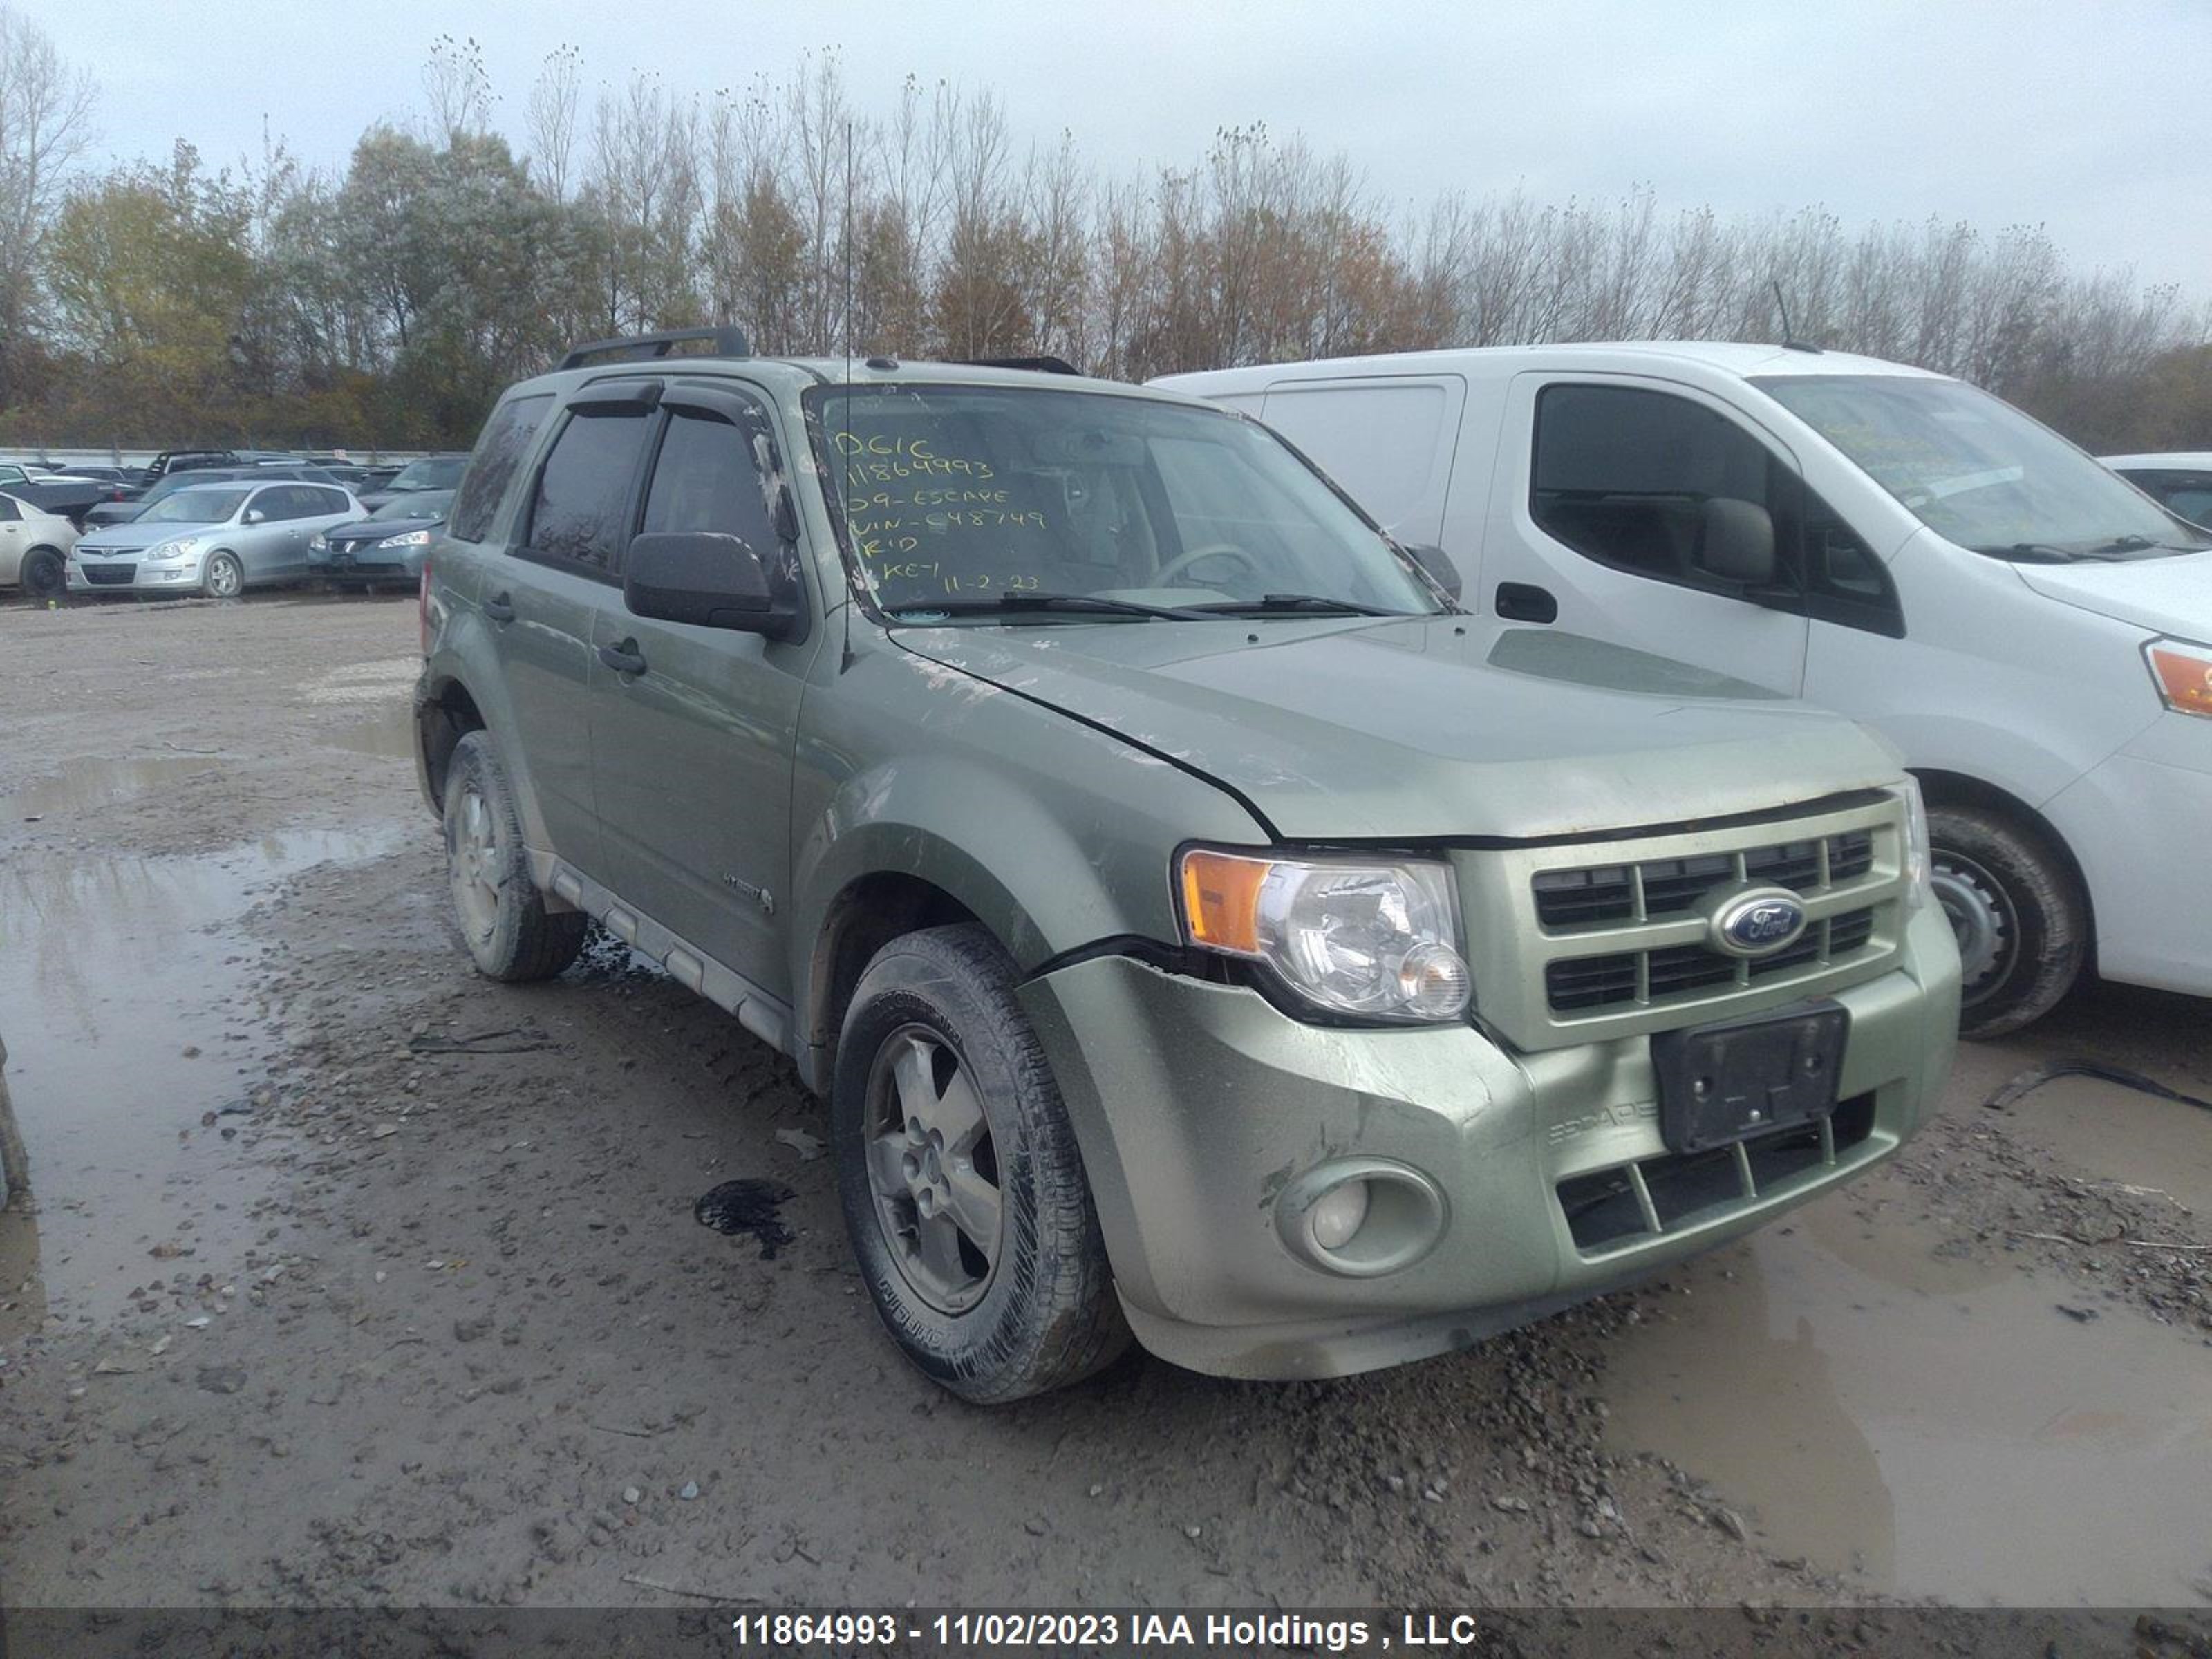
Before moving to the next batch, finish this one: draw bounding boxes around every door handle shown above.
[1494,582,1559,624]
[599,639,648,677]
[482,591,516,624]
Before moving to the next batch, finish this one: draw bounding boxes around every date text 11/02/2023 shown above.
[729,1611,1496,1650]
[834,429,1053,599]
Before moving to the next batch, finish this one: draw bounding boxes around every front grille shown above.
[1533,829,1875,928]
[1558,1091,1877,1251]
[1463,794,1906,1050]
[80,565,135,585]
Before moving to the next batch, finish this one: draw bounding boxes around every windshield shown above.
[1755,374,2212,561]
[806,384,1440,619]
[143,488,247,524]
[389,457,466,491]
[369,489,451,522]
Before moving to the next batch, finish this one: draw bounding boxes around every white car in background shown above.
[0,491,82,601]
[2102,452,2212,529]
[68,478,361,599]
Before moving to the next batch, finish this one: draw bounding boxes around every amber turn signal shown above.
[2148,640,2212,720]
[1179,848,1273,957]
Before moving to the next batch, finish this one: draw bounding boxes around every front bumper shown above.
[310,543,425,581]
[1018,903,1959,1380]
[2043,712,2212,996]
[66,555,201,592]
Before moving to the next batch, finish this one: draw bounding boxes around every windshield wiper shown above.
[886,592,1210,622]
[1188,593,1406,617]
[1976,543,2088,564]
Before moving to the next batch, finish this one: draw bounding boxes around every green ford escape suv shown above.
[413,329,1961,1402]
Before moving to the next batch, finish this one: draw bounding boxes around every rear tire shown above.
[441,731,588,982]
[1928,803,2085,1039]
[19,547,64,602]
[832,924,1130,1403]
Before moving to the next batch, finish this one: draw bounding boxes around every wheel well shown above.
[1911,767,2097,959]
[418,679,486,812]
[807,874,983,1070]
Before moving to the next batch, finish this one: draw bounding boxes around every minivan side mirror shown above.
[1402,542,1463,602]
[624,531,796,639]
[1696,498,1777,585]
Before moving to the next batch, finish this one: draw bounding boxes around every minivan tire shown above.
[18,547,64,602]
[1927,803,2086,1039]
[441,731,589,982]
[832,924,1130,1403]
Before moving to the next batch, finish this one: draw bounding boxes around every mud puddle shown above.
[0,826,409,1319]
[1602,1191,2212,1604]
[1,754,227,821]
[320,703,415,760]
[1989,1071,2212,1222]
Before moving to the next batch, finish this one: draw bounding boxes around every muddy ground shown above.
[1,595,2209,1641]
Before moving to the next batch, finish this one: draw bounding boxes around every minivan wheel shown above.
[1927,803,2085,1039]
[18,547,64,602]
[203,552,244,599]
[833,924,1130,1403]
[440,731,588,982]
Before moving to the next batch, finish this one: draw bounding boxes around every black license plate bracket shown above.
[1651,1000,1848,1154]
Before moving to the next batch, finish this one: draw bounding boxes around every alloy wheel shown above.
[448,782,503,946]
[861,1025,1004,1315]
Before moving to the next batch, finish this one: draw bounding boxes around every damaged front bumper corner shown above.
[1016,903,1959,1380]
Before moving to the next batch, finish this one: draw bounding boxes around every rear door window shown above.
[523,408,654,577]
[451,392,556,543]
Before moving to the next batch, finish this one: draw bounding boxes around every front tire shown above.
[203,551,244,599]
[441,731,588,982]
[19,547,64,602]
[1928,803,2086,1038]
[833,924,1129,1403]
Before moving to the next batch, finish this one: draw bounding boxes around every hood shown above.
[75,519,224,554]
[326,516,439,545]
[2013,551,2212,637]
[894,617,1903,841]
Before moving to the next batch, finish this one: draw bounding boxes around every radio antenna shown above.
[839,117,857,673]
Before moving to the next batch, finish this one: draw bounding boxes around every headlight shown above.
[2146,637,2212,719]
[155,537,201,558]
[1897,777,1931,912]
[1177,847,1472,1022]
[375,529,431,550]
[308,532,328,551]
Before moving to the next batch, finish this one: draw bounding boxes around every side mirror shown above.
[624,531,795,638]
[1402,542,1463,602]
[1696,498,1776,585]
[244,508,266,525]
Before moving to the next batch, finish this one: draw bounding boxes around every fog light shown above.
[1309,1179,1371,1250]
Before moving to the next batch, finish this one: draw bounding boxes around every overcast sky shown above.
[46,0,2212,298]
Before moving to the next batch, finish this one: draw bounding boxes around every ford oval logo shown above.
[1711,888,1810,958]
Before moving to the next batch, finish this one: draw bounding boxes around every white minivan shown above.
[1156,345,2212,1035]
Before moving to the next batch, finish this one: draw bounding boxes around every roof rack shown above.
[956,355,1081,376]
[558,326,751,373]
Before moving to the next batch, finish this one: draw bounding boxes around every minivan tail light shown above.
[418,561,433,655]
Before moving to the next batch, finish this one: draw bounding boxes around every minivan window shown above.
[1755,374,2212,560]
[451,392,555,543]
[807,384,1438,618]
[524,407,653,574]
[1530,384,1784,587]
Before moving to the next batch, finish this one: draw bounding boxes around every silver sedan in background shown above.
[68,479,362,599]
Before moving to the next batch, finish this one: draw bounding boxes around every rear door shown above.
[490,382,661,879]
[588,381,816,998]
[1485,374,1810,696]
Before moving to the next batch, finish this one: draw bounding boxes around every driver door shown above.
[1481,374,1810,697]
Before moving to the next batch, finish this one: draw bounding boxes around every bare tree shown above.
[0,4,95,404]
[525,43,583,200]
[422,34,494,147]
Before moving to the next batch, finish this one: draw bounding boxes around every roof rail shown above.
[558,326,751,373]
[956,355,1081,377]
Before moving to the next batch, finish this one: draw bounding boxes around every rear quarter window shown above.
[450,393,555,543]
